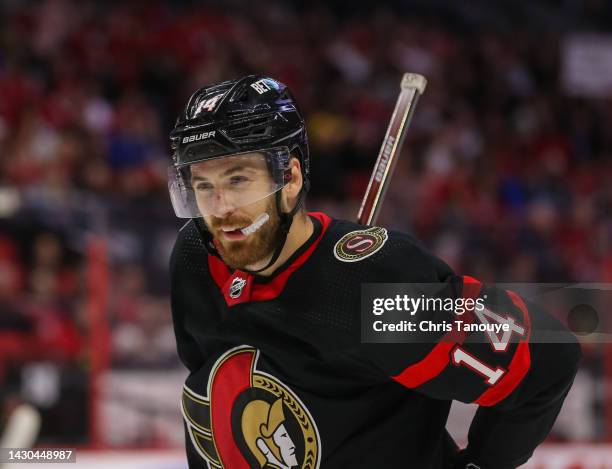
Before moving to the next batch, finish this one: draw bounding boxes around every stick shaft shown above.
[357,73,427,225]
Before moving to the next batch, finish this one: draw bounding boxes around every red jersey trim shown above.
[391,275,482,388]
[474,289,532,406]
[208,254,231,291]
[207,212,332,305]
[209,349,254,468]
[392,275,533,407]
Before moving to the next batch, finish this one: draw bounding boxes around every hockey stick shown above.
[0,403,41,449]
[357,73,427,225]
[356,74,463,464]
[357,73,459,464]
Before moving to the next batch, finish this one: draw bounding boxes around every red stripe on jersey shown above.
[209,254,231,290]
[392,276,483,388]
[250,212,331,302]
[209,348,255,469]
[208,212,332,304]
[475,289,532,406]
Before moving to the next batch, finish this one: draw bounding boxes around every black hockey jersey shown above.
[170,212,581,469]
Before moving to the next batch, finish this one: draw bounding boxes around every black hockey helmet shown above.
[170,75,309,188]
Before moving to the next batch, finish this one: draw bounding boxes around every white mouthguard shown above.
[240,213,270,235]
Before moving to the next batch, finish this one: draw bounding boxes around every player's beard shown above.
[207,197,283,270]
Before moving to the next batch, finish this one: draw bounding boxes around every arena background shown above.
[1,0,612,467]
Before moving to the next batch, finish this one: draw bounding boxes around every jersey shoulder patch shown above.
[322,219,453,283]
[333,226,388,262]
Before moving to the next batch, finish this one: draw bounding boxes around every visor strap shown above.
[194,218,220,257]
[245,187,304,274]
[244,191,290,274]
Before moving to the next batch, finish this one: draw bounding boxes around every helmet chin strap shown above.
[244,189,304,274]
[193,217,219,256]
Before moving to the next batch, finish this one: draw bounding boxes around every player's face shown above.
[192,155,283,270]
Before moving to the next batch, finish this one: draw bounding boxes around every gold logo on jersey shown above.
[182,346,321,469]
[333,227,388,262]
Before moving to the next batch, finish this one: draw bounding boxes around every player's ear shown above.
[281,156,303,212]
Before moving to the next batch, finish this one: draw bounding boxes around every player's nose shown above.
[208,191,235,219]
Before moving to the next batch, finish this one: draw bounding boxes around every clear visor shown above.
[168,147,290,218]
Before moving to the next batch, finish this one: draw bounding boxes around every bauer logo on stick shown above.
[333,227,388,262]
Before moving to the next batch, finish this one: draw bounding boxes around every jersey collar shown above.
[208,212,332,306]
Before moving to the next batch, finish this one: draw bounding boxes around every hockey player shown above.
[168,75,581,468]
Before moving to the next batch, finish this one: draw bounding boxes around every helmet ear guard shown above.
[281,153,308,211]
[288,146,310,194]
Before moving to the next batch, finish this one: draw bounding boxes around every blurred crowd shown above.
[1,0,612,444]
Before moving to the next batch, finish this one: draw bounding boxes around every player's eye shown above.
[195,182,214,191]
[229,175,250,186]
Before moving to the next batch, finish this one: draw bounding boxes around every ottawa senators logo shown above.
[333,226,388,262]
[182,346,321,469]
